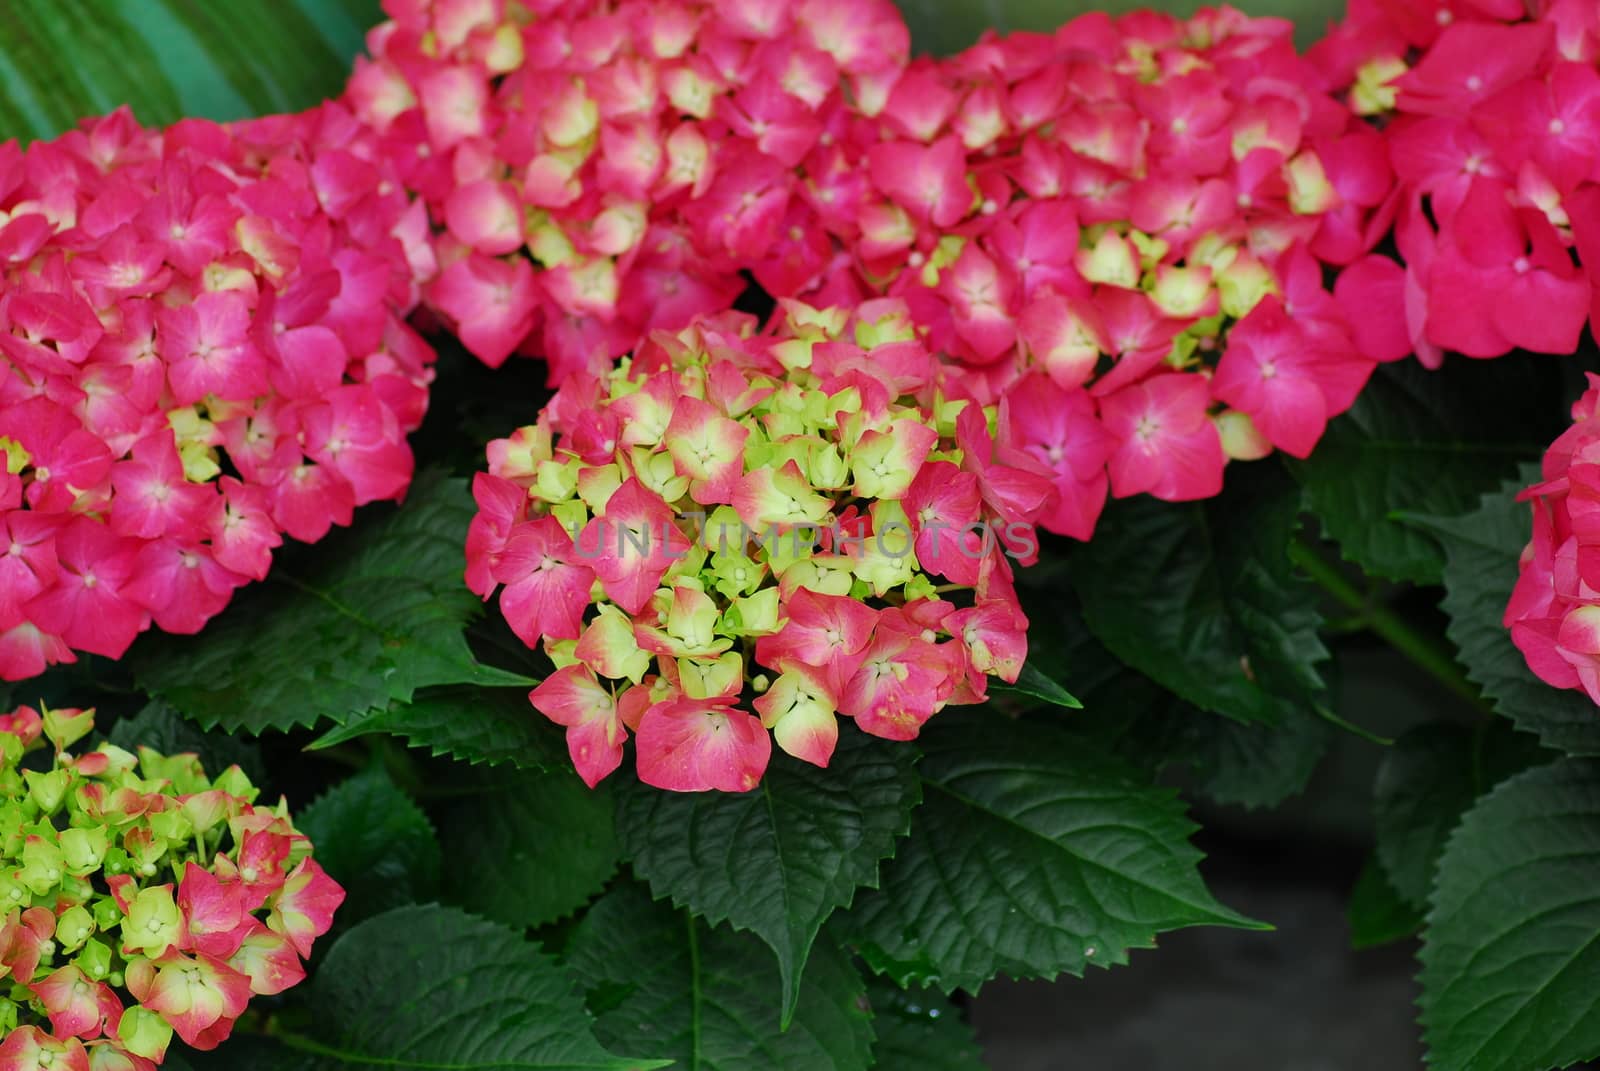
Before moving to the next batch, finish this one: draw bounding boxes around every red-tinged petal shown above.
[665,396,750,505]
[1212,300,1330,460]
[177,862,249,960]
[1100,374,1225,501]
[581,479,692,616]
[266,859,345,959]
[903,461,986,585]
[427,254,539,368]
[1423,251,1512,358]
[1494,265,1592,356]
[753,664,839,767]
[497,541,595,648]
[529,665,627,788]
[225,920,306,997]
[1334,255,1412,362]
[141,953,250,1049]
[30,965,104,1039]
[419,66,489,149]
[866,136,969,228]
[445,179,523,256]
[635,699,771,793]
[0,1028,90,1071]
[756,587,877,695]
[734,460,835,533]
[1395,22,1554,116]
[840,626,950,741]
[268,462,357,544]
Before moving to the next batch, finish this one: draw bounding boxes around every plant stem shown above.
[1287,535,1491,713]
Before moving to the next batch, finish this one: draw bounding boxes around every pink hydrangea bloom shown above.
[1508,374,1600,707]
[1316,0,1600,365]
[0,104,438,680]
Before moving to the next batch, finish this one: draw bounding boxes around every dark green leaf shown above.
[1071,466,1328,725]
[988,662,1081,709]
[566,884,875,1071]
[1346,856,1423,951]
[309,685,566,770]
[614,728,919,1025]
[1374,724,1473,911]
[1013,580,1329,809]
[1177,706,1331,809]
[1374,722,1550,910]
[844,711,1262,995]
[1291,360,1572,585]
[132,473,532,735]
[1420,759,1600,1071]
[297,766,440,926]
[303,904,666,1070]
[1412,474,1600,755]
[438,768,617,928]
[0,0,379,143]
[867,978,987,1071]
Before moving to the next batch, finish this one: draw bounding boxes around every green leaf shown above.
[1413,474,1600,755]
[1012,580,1329,810]
[296,766,440,927]
[614,728,919,1026]
[1176,706,1331,809]
[1374,722,1551,910]
[1346,856,1423,951]
[1419,759,1600,1071]
[1071,466,1329,725]
[565,884,875,1071]
[844,711,1262,995]
[437,768,618,928]
[302,904,666,1070]
[309,685,567,770]
[867,979,987,1071]
[0,0,379,143]
[1290,360,1572,586]
[132,472,532,735]
[1374,725,1480,912]
[106,700,266,787]
[987,662,1081,709]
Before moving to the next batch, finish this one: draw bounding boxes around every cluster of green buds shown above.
[1,705,342,1069]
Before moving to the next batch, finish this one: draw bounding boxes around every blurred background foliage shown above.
[0,0,380,140]
[896,0,1343,53]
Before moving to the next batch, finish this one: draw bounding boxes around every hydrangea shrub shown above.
[0,1,1597,1070]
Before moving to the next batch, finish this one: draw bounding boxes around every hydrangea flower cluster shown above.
[0,705,342,1067]
[823,6,1403,537]
[344,0,910,381]
[1507,375,1600,704]
[0,104,438,681]
[1312,0,1600,364]
[466,301,1052,792]
[345,0,1407,541]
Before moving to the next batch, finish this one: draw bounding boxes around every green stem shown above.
[1288,536,1491,713]
[685,909,703,1071]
